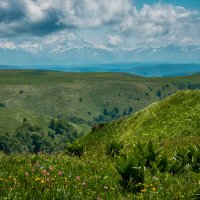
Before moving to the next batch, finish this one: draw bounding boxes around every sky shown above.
[0,0,200,65]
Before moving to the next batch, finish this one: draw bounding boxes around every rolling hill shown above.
[0,90,200,199]
[0,70,200,135]
[81,90,200,154]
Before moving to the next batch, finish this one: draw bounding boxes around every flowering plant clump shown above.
[0,140,199,199]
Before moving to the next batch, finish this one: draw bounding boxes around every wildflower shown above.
[47,172,50,176]
[40,179,45,184]
[152,187,157,192]
[35,177,40,182]
[31,169,34,173]
[97,197,100,200]
[59,171,62,176]
[141,188,147,193]
[104,186,109,191]
[43,169,47,175]
[25,172,29,177]
[82,181,87,187]
[153,176,158,181]
[49,165,53,171]
[76,176,80,181]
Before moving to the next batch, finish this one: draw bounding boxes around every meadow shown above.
[0,70,200,135]
[0,90,200,199]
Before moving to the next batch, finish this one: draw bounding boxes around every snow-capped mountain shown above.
[0,39,200,65]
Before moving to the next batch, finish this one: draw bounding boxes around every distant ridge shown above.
[0,63,200,77]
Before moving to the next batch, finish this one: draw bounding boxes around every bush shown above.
[0,102,5,108]
[192,188,200,200]
[106,140,124,157]
[66,142,85,158]
[115,154,144,192]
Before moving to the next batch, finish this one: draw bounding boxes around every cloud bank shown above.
[0,0,199,50]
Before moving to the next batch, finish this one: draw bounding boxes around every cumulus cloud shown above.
[119,3,200,47]
[0,0,199,49]
[0,0,133,36]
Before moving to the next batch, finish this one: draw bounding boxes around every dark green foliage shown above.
[170,145,200,174]
[93,106,133,124]
[155,89,162,99]
[0,117,81,154]
[133,140,167,175]
[49,118,78,141]
[16,119,53,153]
[187,145,200,172]
[148,86,153,91]
[144,140,162,169]
[106,140,124,157]
[91,123,106,132]
[0,135,13,154]
[134,142,200,175]
[172,82,200,90]
[0,102,5,108]
[79,97,83,102]
[66,142,85,158]
[115,154,144,192]
[192,188,200,200]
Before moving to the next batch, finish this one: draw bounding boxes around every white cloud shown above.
[107,35,123,46]
[0,41,16,49]
[119,3,200,47]
[0,1,199,50]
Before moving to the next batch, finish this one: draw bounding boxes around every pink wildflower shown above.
[43,169,47,175]
[31,169,34,173]
[25,172,29,177]
[59,171,62,176]
[49,165,53,171]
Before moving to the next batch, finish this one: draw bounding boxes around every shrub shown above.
[66,142,85,158]
[0,102,5,108]
[91,123,106,132]
[106,140,124,157]
[115,154,144,192]
[192,188,200,200]
[143,139,162,169]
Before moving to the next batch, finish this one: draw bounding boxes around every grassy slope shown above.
[81,90,200,155]
[1,90,200,199]
[0,70,200,135]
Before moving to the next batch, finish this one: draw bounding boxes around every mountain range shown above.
[0,38,200,65]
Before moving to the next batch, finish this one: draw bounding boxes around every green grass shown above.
[0,70,200,135]
[80,90,200,155]
[0,90,200,199]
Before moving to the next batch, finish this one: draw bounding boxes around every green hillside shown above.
[81,90,200,154]
[1,90,200,199]
[0,70,200,135]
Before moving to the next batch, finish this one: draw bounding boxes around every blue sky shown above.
[133,0,200,10]
[0,0,199,65]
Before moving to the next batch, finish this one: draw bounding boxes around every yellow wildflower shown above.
[40,179,45,184]
[35,177,41,182]
[141,188,147,193]
[152,187,157,192]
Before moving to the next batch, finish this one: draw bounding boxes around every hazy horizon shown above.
[0,0,199,65]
